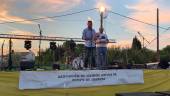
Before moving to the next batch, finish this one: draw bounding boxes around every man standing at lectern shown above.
[82,20,96,69]
[95,28,109,69]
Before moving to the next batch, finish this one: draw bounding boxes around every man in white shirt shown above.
[95,28,109,69]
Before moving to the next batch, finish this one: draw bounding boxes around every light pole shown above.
[137,31,150,48]
[99,6,106,29]
[38,24,42,68]
[157,8,160,62]
[99,6,108,67]
[8,38,12,70]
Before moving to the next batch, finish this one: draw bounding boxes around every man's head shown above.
[87,20,93,29]
[99,27,104,33]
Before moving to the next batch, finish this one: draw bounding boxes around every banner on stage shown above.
[19,70,144,89]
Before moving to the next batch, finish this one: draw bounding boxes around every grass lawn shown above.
[0,70,170,96]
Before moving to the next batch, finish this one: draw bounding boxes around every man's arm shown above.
[106,34,109,43]
[99,40,108,43]
[93,32,98,41]
[98,34,109,43]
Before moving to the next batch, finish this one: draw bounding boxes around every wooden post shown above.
[157,8,160,62]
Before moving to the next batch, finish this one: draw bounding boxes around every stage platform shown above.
[0,70,170,96]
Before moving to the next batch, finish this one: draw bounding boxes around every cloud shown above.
[0,0,33,24]
[0,30,36,43]
[126,0,170,24]
[0,30,38,55]
[27,0,82,13]
[0,10,33,24]
[9,30,36,35]
[109,39,132,48]
[35,16,55,22]
[125,0,170,50]
[158,33,170,49]
[0,0,82,24]
[95,0,112,10]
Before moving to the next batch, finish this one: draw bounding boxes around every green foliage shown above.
[36,40,84,68]
[63,40,76,50]
[75,44,84,56]
[12,53,21,67]
[160,45,170,61]
[38,45,65,66]
[107,47,157,64]
[9,36,170,70]
[132,36,142,50]
[41,48,53,66]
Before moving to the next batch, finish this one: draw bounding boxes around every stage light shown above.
[24,40,32,50]
[99,6,106,13]
[50,42,56,50]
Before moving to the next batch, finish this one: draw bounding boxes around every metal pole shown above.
[137,31,150,48]
[143,37,144,48]
[157,8,160,62]
[100,12,104,29]
[53,50,55,63]
[1,40,5,70]
[8,38,12,70]
[38,24,42,68]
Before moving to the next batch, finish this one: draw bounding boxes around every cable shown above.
[108,10,168,30]
[0,8,166,31]
[144,27,170,47]
[108,10,170,48]
[0,8,97,24]
[137,32,150,44]
[0,7,167,33]
[0,16,19,30]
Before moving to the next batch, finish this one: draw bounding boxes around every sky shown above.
[0,0,170,54]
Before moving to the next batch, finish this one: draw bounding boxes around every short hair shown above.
[88,20,92,23]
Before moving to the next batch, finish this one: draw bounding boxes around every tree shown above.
[41,48,53,65]
[63,40,76,51]
[160,45,170,60]
[132,36,142,50]
[75,44,84,56]
[63,40,77,64]
[54,45,65,62]
[107,46,157,65]
[39,45,65,66]
[158,45,170,69]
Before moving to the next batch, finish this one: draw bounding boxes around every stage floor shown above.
[0,70,170,96]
